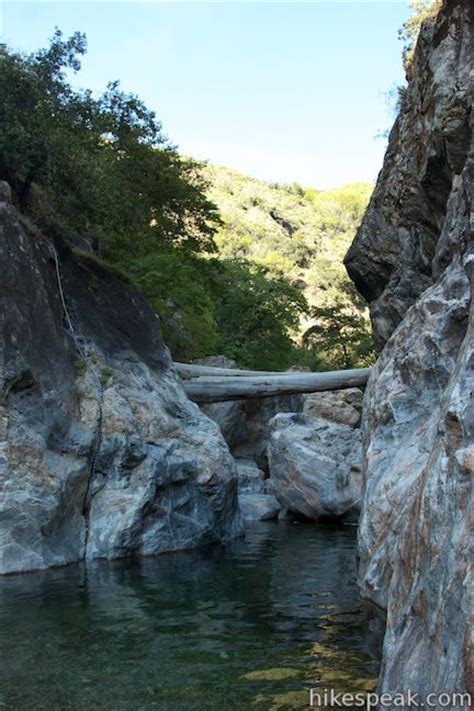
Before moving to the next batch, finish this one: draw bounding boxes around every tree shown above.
[303,303,375,370]
[0,31,220,253]
[0,30,88,205]
[212,261,308,370]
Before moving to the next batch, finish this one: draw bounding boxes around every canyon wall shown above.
[345,0,473,704]
[0,187,241,575]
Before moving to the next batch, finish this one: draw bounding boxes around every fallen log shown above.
[174,362,300,379]
[182,367,371,403]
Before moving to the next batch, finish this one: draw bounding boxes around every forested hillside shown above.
[0,31,375,371]
[203,164,374,366]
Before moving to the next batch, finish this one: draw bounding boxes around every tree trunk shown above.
[181,367,371,403]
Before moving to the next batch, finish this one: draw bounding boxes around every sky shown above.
[0,1,410,189]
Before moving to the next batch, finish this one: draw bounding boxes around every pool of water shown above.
[0,522,380,710]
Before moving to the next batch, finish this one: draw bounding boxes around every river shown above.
[0,522,380,710]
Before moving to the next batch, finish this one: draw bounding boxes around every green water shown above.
[0,523,380,710]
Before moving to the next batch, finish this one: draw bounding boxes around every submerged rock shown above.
[267,413,362,520]
[0,197,242,575]
[345,0,473,700]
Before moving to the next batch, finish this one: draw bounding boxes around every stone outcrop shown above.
[344,0,472,350]
[345,0,473,703]
[0,190,242,575]
[267,413,363,520]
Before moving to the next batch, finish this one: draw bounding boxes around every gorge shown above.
[0,0,472,708]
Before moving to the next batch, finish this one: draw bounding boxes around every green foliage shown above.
[73,356,86,374]
[398,1,440,72]
[0,31,219,253]
[202,163,373,369]
[126,251,219,361]
[212,261,308,370]
[303,303,376,370]
[125,250,308,369]
[100,365,115,384]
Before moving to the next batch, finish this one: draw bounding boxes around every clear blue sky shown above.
[1,1,409,188]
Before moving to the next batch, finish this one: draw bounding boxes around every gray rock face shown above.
[0,198,241,575]
[345,0,473,701]
[267,413,363,520]
[344,0,473,349]
[235,458,265,493]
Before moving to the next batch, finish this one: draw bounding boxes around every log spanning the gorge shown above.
[175,364,371,403]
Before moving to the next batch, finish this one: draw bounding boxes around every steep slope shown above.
[0,184,241,575]
[345,0,473,703]
[204,163,372,313]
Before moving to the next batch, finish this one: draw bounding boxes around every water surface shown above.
[0,522,379,710]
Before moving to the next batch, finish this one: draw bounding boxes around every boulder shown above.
[303,388,363,427]
[196,357,303,470]
[238,493,281,522]
[235,458,265,493]
[267,413,362,520]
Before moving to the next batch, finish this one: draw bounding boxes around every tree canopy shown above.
[0,30,219,253]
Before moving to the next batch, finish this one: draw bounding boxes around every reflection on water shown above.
[0,522,380,710]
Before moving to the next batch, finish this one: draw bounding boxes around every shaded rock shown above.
[238,493,281,522]
[267,413,362,520]
[344,0,473,349]
[235,458,265,493]
[0,198,242,575]
[303,388,363,427]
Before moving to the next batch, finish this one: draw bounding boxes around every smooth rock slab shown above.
[267,413,362,520]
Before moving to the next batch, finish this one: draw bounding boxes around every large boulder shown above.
[267,413,363,520]
[0,194,242,575]
[345,0,473,701]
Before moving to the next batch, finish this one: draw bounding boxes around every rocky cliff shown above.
[0,185,241,575]
[345,0,473,704]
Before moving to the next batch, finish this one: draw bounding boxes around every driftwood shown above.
[181,367,371,403]
[174,362,300,379]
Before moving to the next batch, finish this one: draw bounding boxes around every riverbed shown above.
[0,522,379,710]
